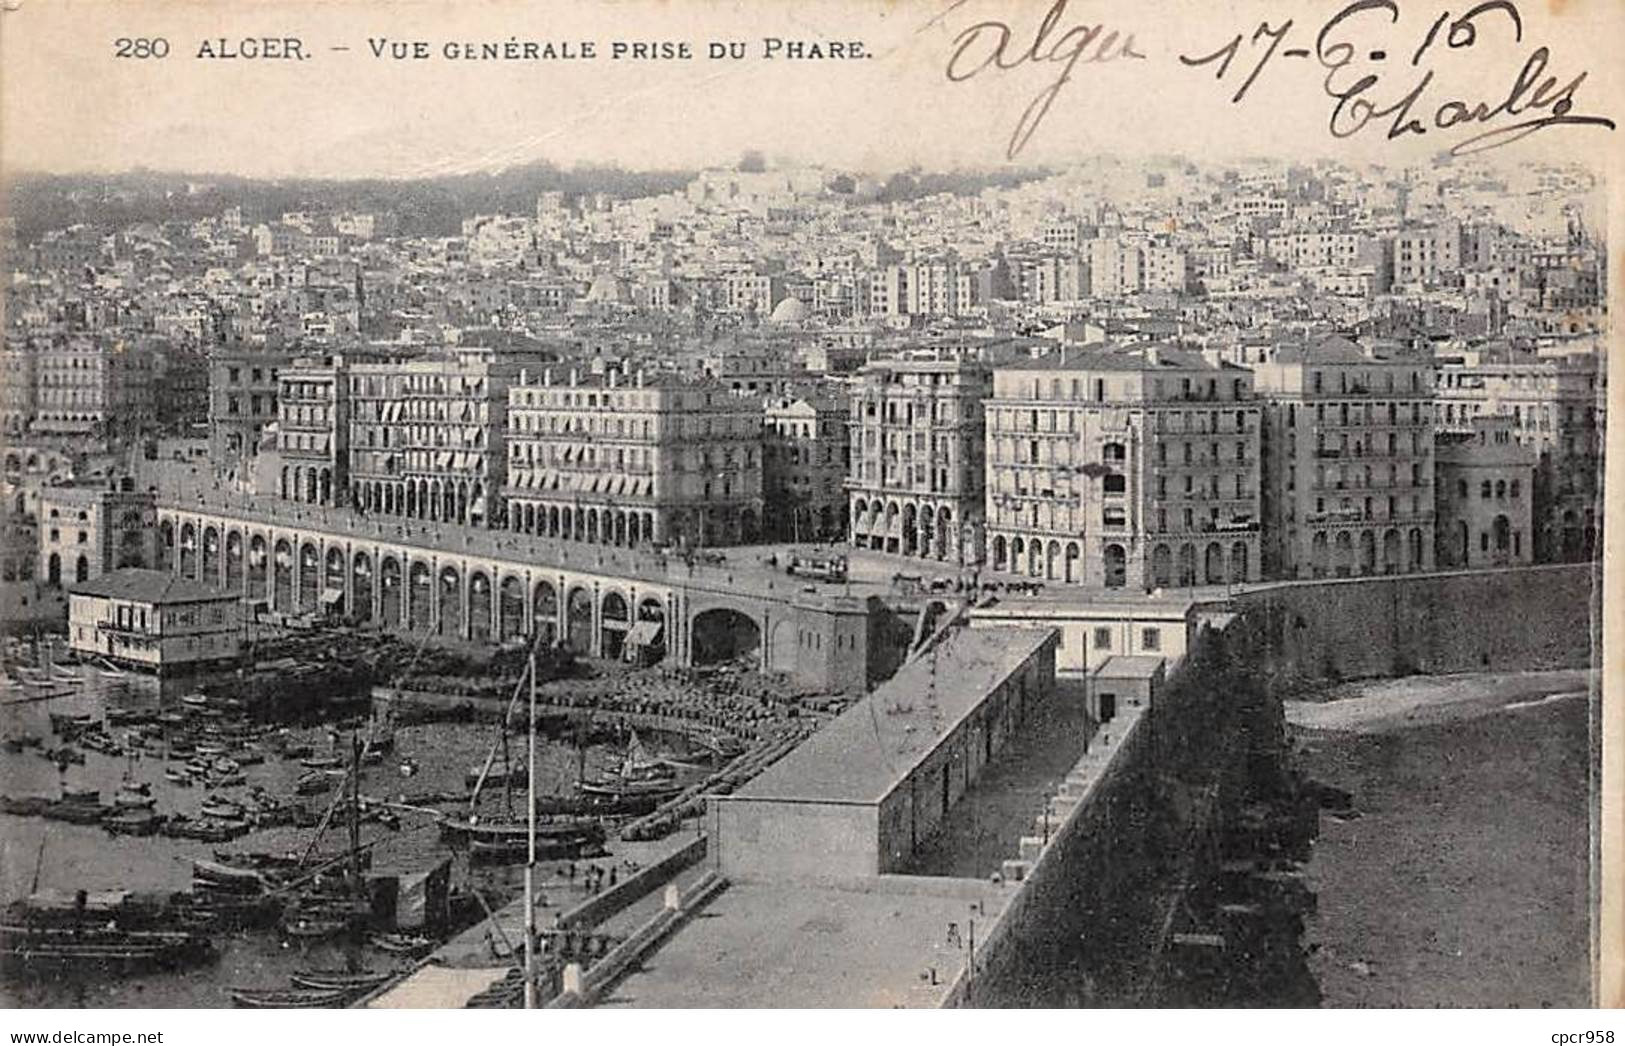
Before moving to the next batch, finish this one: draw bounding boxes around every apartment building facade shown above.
[985,346,1262,590]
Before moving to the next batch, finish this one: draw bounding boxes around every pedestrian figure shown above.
[946,922,963,949]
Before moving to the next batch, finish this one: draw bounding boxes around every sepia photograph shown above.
[0,0,1618,1021]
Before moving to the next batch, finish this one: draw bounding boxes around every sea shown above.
[0,660,620,1008]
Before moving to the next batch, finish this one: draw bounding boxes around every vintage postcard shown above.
[0,0,1618,1018]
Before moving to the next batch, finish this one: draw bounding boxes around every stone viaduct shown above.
[154,492,872,694]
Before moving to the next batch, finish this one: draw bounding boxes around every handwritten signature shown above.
[942,0,1145,160]
[1179,0,1615,156]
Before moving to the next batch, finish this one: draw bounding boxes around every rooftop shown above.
[995,343,1229,373]
[729,626,1055,806]
[1093,654,1167,680]
[68,568,233,605]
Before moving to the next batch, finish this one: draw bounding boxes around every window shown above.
[1481,480,1492,499]
[1093,627,1112,650]
[1141,628,1161,651]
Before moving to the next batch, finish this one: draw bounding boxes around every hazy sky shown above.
[2,0,1620,178]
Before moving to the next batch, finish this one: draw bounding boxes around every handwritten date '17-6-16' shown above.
[1179,0,1614,156]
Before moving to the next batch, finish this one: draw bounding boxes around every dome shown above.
[769,297,809,325]
[585,274,629,304]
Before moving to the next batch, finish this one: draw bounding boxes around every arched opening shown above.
[324,547,346,614]
[468,572,493,642]
[1230,541,1249,583]
[1045,540,1060,580]
[1027,539,1043,578]
[1408,528,1424,572]
[157,520,174,571]
[1333,532,1353,577]
[740,509,759,544]
[1455,520,1469,567]
[936,507,952,559]
[533,581,559,647]
[224,531,244,591]
[298,542,320,612]
[691,607,761,667]
[902,504,918,557]
[565,587,594,653]
[1358,531,1376,575]
[351,552,373,624]
[1382,529,1401,574]
[47,553,61,588]
[201,527,220,581]
[1104,543,1127,588]
[499,576,526,641]
[1492,514,1511,555]
[993,535,1008,571]
[379,557,402,626]
[1150,544,1172,588]
[408,562,433,632]
[248,535,268,599]
[587,509,599,545]
[601,591,630,661]
[179,522,198,578]
[1177,543,1197,587]
[273,539,294,612]
[633,597,666,665]
[1311,532,1329,578]
[75,555,89,584]
[1064,542,1080,584]
[438,566,462,637]
[1204,542,1224,584]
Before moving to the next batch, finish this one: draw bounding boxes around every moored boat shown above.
[228,986,350,1009]
[104,810,165,836]
[191,858,265,893]
[289,968,393,992]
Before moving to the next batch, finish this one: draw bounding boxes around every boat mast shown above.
[347,732,363,974]
[523,649,537,1010]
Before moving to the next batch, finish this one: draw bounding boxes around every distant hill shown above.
[2,162,692,243]
[3,162,1054,245]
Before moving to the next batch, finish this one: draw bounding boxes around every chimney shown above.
[570,368,579,387]
[637,369,645,388]
[543,367,553,387]
[609,368,619,388]
[1146,346,1162,366]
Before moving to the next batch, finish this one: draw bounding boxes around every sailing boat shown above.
[440,653,604,861]
[578,729,684,803]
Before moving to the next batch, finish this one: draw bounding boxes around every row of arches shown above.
[281,465,335,506]
[987,536,1255,589]
[1307,527,1427,578]
[851,498,959,560]
[508,500,658,549]
[349,477,488,527]
[159,518,685,657]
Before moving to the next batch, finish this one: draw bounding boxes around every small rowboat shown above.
[289,968,393,992]
[193,857,266,892]
[369,932,434,957]
[228,987,350,1009]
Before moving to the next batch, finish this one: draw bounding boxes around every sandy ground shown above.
[1284,669,1595,734]
[1292,671,1593,1007]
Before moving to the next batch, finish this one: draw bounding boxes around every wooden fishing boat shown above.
[295,772,331,796]
[0,795,52,817]
[60,786,100,804]
[42,801,109,825]
[191,858,266,893]
[301,754,344,770]
[114,784,155,810]
[180,693,209,709]
[369,932,435,957]
[228,986,350,1009]
[280,915,348,941]
[163,769,193,786]
[0,924,213,975]
[289,968,393,991]
[200,798,245,819]
[104,810,165,836]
